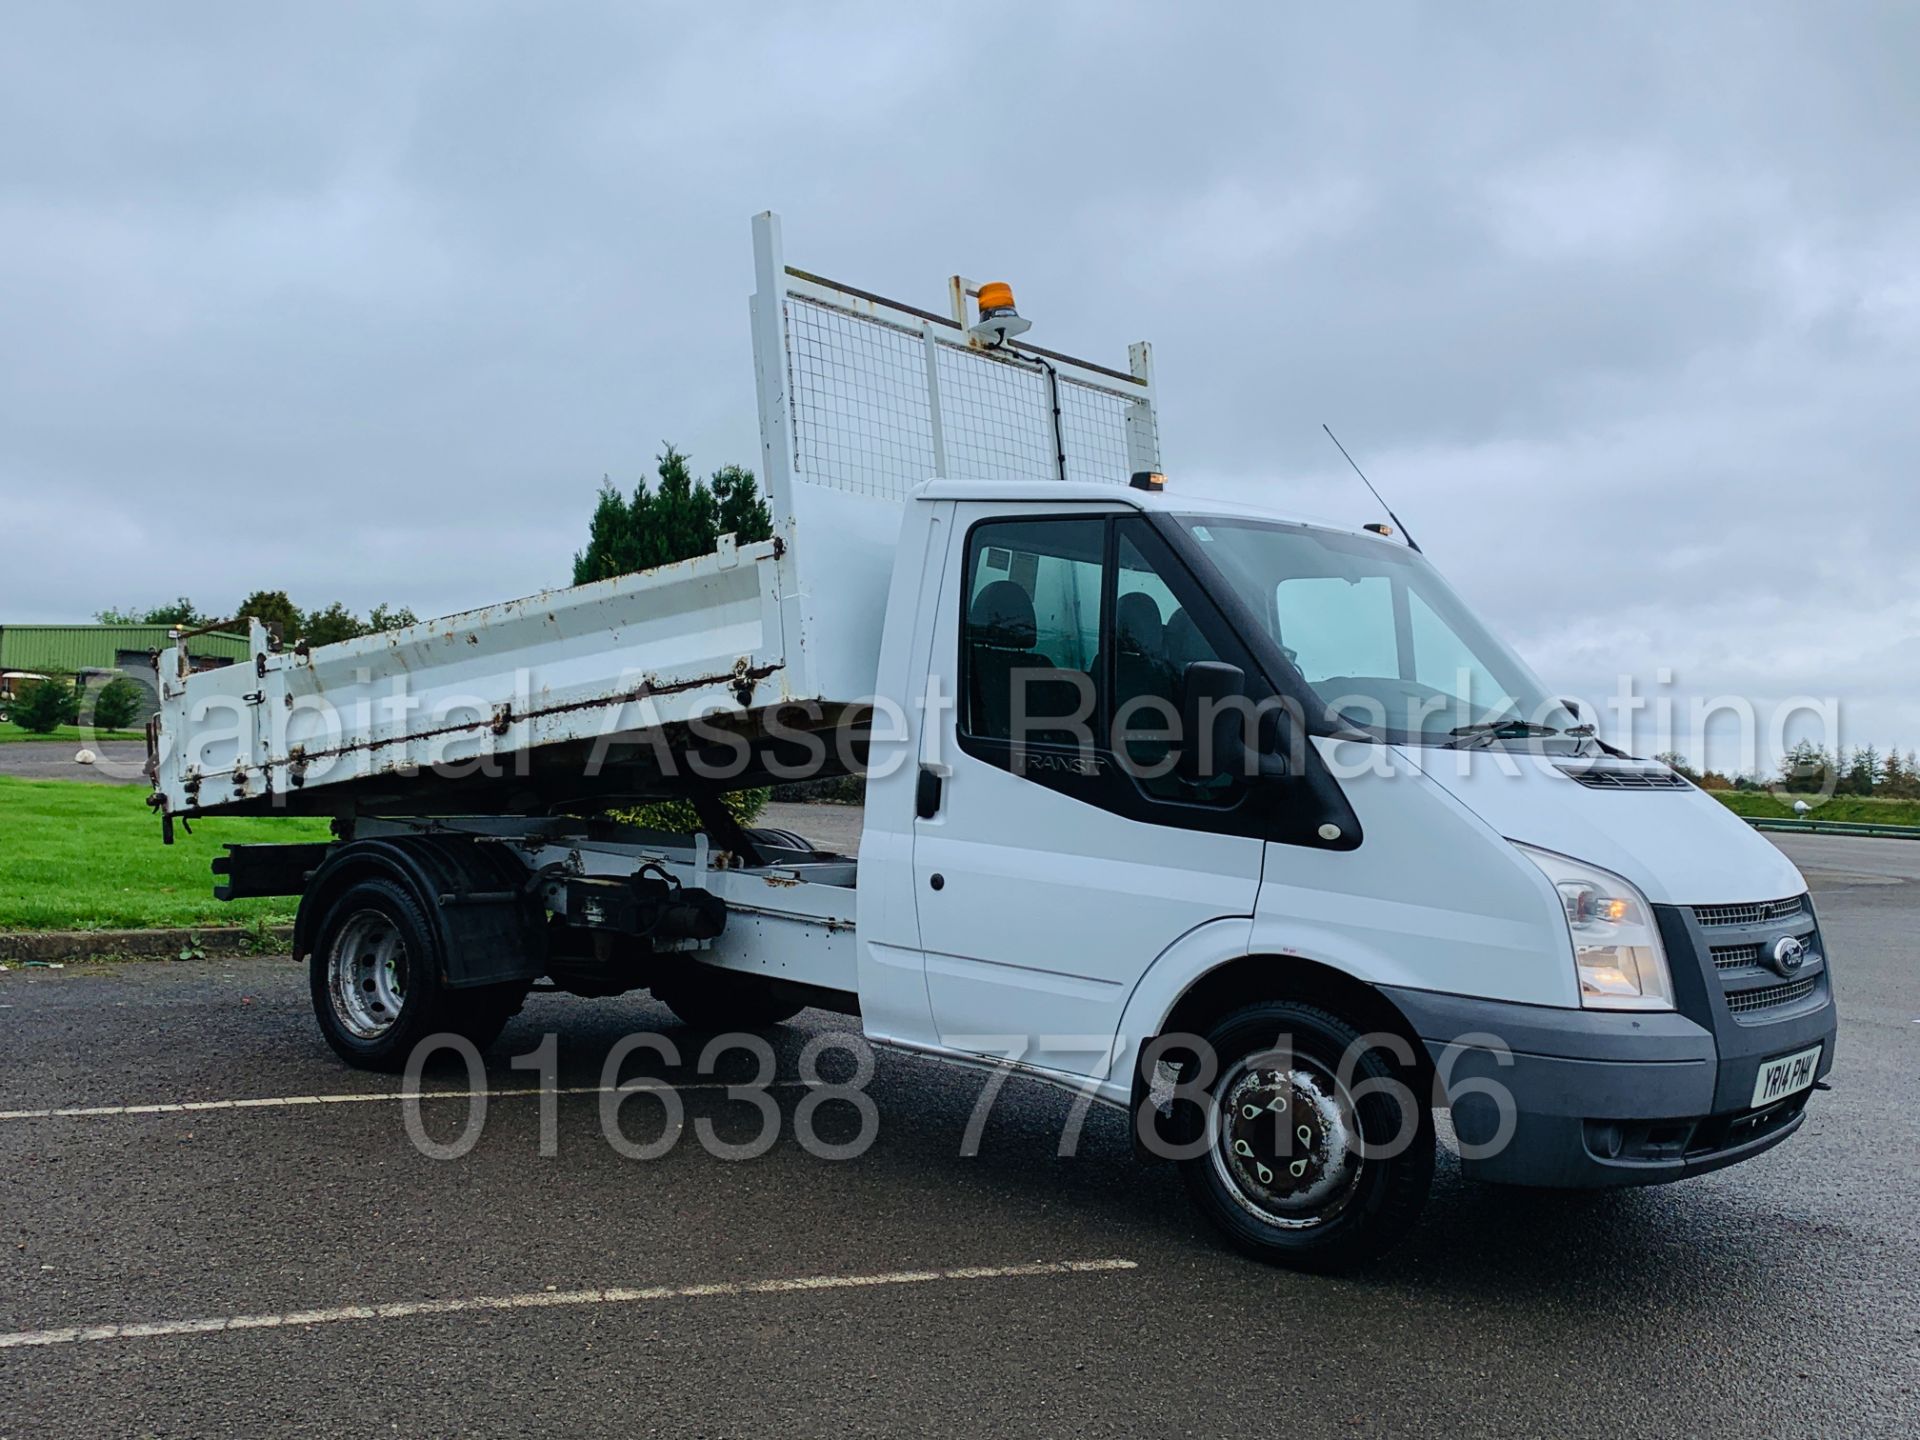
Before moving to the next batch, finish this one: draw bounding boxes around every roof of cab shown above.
[911,477,1393,545]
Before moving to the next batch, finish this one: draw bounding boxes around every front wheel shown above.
[1177,1000,1433,1272]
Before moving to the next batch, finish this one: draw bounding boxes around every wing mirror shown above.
[1180,661,1289,782]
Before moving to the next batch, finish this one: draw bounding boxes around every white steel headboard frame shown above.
[749,210,1158,514]
[747,210,1160,706]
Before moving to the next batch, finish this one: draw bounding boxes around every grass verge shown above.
[0,722,146,744]
[1705,788,1920,828]
[0,776,331,930]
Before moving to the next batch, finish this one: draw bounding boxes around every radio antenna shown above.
[1323,424,1421,553]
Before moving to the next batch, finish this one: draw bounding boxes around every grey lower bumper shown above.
[1382,986,1837,1188]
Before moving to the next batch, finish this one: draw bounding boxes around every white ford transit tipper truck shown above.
[149,214,1836,1270]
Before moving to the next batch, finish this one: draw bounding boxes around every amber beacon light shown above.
[970,281,1031,346]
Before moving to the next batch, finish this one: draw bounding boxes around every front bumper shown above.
[1382,897,1837,1187]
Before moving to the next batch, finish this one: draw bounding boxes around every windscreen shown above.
[1176,516,1579,748]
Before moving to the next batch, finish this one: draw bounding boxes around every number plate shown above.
[1750,1043,1822,1109]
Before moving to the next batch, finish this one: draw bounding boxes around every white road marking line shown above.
[0,1082,807,1123]
[0,1258,1139,1350]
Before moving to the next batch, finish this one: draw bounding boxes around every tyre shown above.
[651,962,805,1030]
[1177,1000,1433,1273]
[308,877,525,1070]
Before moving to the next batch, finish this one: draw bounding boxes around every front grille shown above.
[1693,896,1807,928]
[1726,976,1817,1015]
[1556,764,1691,791]
[1711,943,1761,971]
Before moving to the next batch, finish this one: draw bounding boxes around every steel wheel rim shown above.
[327,909,409,1040]
[1208,1051,1365,1230]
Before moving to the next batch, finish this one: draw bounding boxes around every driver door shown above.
[910,506,1266,1078]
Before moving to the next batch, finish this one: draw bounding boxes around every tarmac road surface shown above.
[0,827,1915,1434]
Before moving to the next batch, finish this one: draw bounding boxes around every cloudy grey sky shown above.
[3,2,1915,771]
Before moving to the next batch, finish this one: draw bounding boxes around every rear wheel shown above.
[1177,1000,1433,1272]
[309,878,526,1070]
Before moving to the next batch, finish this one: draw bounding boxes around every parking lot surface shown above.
[2,834,1915,1436]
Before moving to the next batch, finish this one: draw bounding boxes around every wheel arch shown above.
[1156,953,1427,1062]
[295,836,545,988]
[1111,928,1434,1138]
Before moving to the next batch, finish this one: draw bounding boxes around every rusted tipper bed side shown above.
[148,531,883,824]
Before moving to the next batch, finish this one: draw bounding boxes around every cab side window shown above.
[959,515,1253,811]
[961,518,1102,745]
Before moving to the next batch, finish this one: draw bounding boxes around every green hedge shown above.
[601,788,770,835]
[1705,788,1920,829]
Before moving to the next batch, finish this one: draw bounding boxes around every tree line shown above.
[0,596,413,735]
[1659,742,1920,799]
[95,594,419,647]
[7,593,423,735]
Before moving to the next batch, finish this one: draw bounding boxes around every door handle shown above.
[915,765,945,820]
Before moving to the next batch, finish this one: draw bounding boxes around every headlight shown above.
[1515,844,1674,1011]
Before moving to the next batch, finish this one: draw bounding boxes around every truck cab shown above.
[850,477,1835,1265]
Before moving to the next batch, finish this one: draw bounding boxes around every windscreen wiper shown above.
[1447,719,1560,749]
